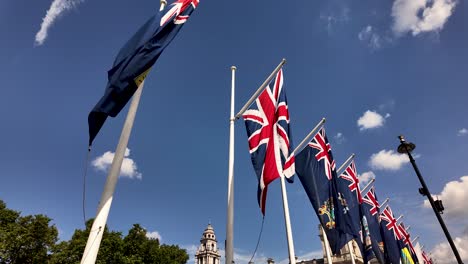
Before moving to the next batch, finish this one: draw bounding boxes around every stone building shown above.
[195,224,221,264]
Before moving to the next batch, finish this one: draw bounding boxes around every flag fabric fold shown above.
[295,126,353,254]
[88,0,199,146]
[243,69,295,215]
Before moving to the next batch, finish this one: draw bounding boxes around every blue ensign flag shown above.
[380,205,403,264]
[295,127,352,254]
[361,186,385,264]
[88,0,199,146]
[337,160,365,260]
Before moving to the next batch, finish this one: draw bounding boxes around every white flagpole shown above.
[279,174,296,264]
[81,81,145,264]
[322,226,333,264]
[235,59,286,119]
[225,66,236,264]
[336,154,355,175]
[347,241,356,264]
[380,198,390,210]
[292,118,326,155]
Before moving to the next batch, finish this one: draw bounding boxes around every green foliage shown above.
[0,200,189,263]
[0,200,58,264]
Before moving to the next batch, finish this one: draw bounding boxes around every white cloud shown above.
[423,176,468,219]
[369,150,409,170]
[357,110,385,130]
[358,25,381,50]
[92,148,142,179]
[334,132,345,144]
[430,233,468,264]
[458,128,468,136]
[391,0,457,36]
[359,171,376,186]
[35,0,83,46]
[146,231,162,241]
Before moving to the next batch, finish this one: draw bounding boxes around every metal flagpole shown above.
[225,66,236,264]
[81,80,145,264]
[322,226,333,264]
[380,198,389,210]
[336,154,355,175]
[279,173,296,264]
[360,178,375,195]
[347,242,356,264]
[397,135,464,264]
[292,118,326,155]
[235,59,286,119]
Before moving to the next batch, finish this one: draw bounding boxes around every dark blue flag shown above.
[295,127,352,254]
[380,205,403,264]
[88,0,199,146]
[337,160,366,260]
[361,186,385,264]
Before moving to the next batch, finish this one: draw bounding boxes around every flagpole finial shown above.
[160,0,167,11]
[231,66,237,71]
[322,117,326,123]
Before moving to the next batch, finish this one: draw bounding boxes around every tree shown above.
[0,200,58,264]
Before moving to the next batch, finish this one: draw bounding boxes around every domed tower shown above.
[195,224,221,264]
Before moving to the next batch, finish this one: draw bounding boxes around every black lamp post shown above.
[397,135,463,264]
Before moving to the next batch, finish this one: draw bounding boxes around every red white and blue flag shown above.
[380,205,403,264]
[243,69,295,215]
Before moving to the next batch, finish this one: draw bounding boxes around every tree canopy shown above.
[0,200,189,264]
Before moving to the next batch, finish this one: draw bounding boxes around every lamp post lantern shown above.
[397,135,463,264]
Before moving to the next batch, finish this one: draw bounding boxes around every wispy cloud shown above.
[320,5,350,34]
[357,110,388,130]
[391,0,457,36]
[334,132,346,144]
[369,150,409,171]
[359,171,376,186]
[458,128,468,136]
[35,0,84,46]
[92,148,142,179]
[358,25,381,50]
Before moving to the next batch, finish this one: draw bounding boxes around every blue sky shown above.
[1,0,467,263]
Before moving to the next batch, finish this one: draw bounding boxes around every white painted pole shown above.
[159,0,167,11]
[225,66,236,264]
[322,226,333,264]
[81,81,145,264]
[235,59,286,119]
[347,241,356,264]
[292,118,326,155]
[279,174,296,264]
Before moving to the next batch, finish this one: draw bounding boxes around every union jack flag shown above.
[339,160,363,203]
[243,69,295,215]
[398,223,417,256]
[422,251,432,264]
[308,127,335,180]
[362,186,380,215]
[160,0,199,26]
[380,205,403,264]
[380,206,402,240]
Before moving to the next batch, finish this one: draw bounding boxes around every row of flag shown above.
[242,69,433,264]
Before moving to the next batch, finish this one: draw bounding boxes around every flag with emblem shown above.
[361,186,385,264]
[379,205,403,264]
[295,126,352,254]
[337,159,365,260]
[243,69,295,215]
[88,0,199,146]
